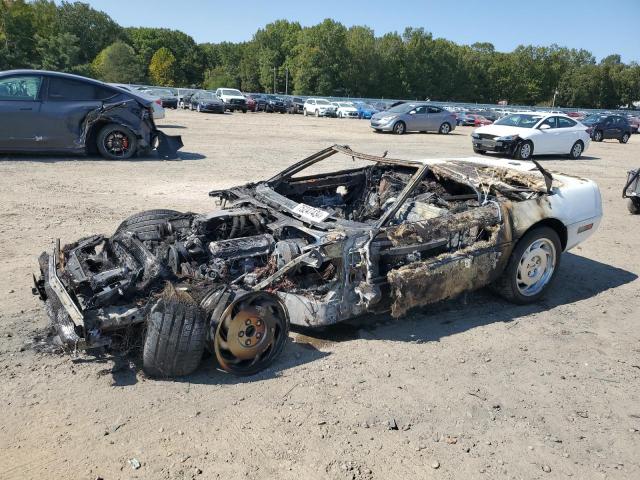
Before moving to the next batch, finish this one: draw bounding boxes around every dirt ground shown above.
[1,110,639,480]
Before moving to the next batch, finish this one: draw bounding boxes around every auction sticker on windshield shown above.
[292,203,330,222]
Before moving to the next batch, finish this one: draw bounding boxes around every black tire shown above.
[393,121,406,135]
[439,122,451,134]
[568,140,584,159]
[515,140,534,160]
[593,130,603,142]
[473,147,486,155]
[315,109,319,117]
[620,133,630,144]
[242,108,247,113]
[628,198,640,214]
[115,209,183,238]
[143,288,206,377]
[493,226,562,304]
[96,124,137,160]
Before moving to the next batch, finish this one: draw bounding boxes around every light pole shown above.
[552,88,558,108]
[273,66,276,94]
[285,68,289,96]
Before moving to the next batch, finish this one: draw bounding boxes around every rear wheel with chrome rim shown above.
[439,122,451,134]
[393,121,406,135]
[493,226,561,304]
[593,130,603,142]
[568,140,583,159]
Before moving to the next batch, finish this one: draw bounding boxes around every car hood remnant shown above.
[33,145,602,377]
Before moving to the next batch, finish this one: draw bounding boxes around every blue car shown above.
[355,102,379,119]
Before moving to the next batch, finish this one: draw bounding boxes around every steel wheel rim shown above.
[520,143,532,159]
[214,292,288,375]
[516,238,556,296]
[572,142,582,157]
[104,131,131,158]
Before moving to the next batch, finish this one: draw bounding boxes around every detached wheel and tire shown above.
[628,198,640,214]
[143,287,206,377]
[393,121,406,135]
[439,122,451,134]
[593,130,604,142]
[493,226,561,304]
[97,124,137,160]
[620,133,630,144]
[568,140,584,159]
[213,292,289,376]
[515,140,533,160]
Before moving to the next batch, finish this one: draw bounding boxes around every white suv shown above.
[303,98,333,117]
[215,88,248,113]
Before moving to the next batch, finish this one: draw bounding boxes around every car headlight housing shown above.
[496,135,519,141]
[380,115,397,122]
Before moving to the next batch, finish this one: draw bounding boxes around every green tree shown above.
[35,32,80,71]
[149,47,177,86]
[203,66,237,89]
[57,1,122,64]
[0,0,37,69]
[92,41,143,83]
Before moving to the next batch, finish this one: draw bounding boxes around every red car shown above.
[244,95,258,112]
[468,114,493,126]
[627,115,639,134]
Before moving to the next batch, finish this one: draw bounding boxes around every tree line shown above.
[1,0,639,109]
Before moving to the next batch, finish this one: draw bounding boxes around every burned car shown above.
[33,145,602,377]
[0,70,182,159]
[624,168,640,214]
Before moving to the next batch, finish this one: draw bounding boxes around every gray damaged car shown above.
[0,70,182,159]
[33,145,602,377]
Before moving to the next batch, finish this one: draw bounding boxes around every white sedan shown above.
[471,113,591,160]
[332,102,358,118]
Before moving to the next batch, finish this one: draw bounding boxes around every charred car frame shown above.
[33,145,602,377]
[0,70,182,160]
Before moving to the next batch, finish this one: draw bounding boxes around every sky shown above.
[68,0,640,63]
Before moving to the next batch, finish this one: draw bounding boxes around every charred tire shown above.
[393,121,406,135]
[473,147,486,155]
[628,198,640,214]
[116,209,183,235]
[493,226,561,304]
[515,140,533,160]
[569,140,584,159]
[96,124,137,160]
[143,292,206,377]
[593,130,603,142]
[620,133,630,144]
[439,122,451,134]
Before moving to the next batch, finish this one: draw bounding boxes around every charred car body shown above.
[33,146,602,377]
[0,70,182,160]
[624,168,640,214]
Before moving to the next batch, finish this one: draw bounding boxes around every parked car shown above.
[625,115,639,134]
[33,145,601,377]
[303,98,335,117]
[286,97,305,114]
[354,102,379,119]
[108,83,165,120]
[215,88,247,112]
[180,91,198,109]
[146,88,178,109]
[333,102,359,118]
[459,113,492,126]
[247,94,267,112]
[244,95,257,112]
[263,95,287,113]
[370,103,457,134]
[624,168,640,214]
[471,113,591,160]
[0,70,182,159]
[190,91,225,113]
[176,88,197,108]
[581,114,632,143]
